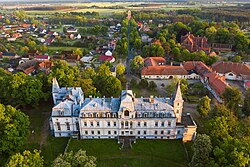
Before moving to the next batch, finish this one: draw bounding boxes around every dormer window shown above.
[124,110,129,117]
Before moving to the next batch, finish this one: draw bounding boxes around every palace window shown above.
[168,121,171,127]
[144,122,147,127]
[130,131,133,135]
[108,131,111,135]
[177,130,180,134]
[121,131,124,135]
[167,130,170,134]
[98,131,100,135]
[155,131,157,135]
[114,131,117,135]
[161,122,164,127]
[91,131,94,135]
[85,131,88,135]
[107,122,110,126]
[161,131,164,135]
[130,121,133,128]
[114,122,116,126]
[125,121,128,126]
[138,131,140,135]
[56,122,61,131]
[90,122,93,127]
[124,110,129,117]
[138,122,140,127]
[84,122,87,126]
[144,131,146,135]
[97,122,100,127]
[76,122,79,131]
[65,122,70,130]
[144,113,147,118]
[155,122,158,127]
[107,113,111,118]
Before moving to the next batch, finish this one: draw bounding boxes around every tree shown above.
[6,150,44,167]
[116,63,126,77]
[242,88,250,116]
[139,79,148,88]
[190,134,213,167]
[130,55,144,73]
[222,87,242,113]
[0,104,30,154]
[74,48,83,57]
[231,56,242,63]
[149,81,157,91]
[28,41,37,51]
[53,149,96,167]
[196,96,211,117]
[130,78,137,88]
[39,44,47,53]
[134,38,142,51]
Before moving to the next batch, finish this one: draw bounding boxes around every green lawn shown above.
[68,139,188,167]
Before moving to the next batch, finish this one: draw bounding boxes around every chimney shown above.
[89,95,92,100]
[150,95,154,103]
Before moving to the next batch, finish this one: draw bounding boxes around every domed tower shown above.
[173,82,184,123]
[52,77,60,105]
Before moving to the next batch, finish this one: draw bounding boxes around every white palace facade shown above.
[50,78,197,142]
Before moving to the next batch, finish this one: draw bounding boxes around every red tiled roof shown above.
[141,66,188,75]
[35,55,49,59]
[23,66,35,75]
[245,81,250,88]
[98,55,114,62]
[204,71,229,96]
[183,61,212,76]
[212,61,250,77]
[144,57,166,67]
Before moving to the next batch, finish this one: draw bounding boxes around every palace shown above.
[50,78,197,142]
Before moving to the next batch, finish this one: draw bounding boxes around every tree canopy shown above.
[53,149,96,167]
[6,150,43,167]
[0,104,30,154]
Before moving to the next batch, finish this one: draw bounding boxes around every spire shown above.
[174,82,183,102]
[52,77,60,93]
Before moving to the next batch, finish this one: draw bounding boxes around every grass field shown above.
[68,139,188,167]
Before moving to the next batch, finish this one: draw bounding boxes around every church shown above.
[50,78,197,142]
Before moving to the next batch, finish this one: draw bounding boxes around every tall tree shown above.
[196,96,211,117]
[243,88,250,116]
[190,134,213,167]
[53,149,96,167]
[0,104,30,154]
[130,55,144,73]
[222,87,242,113]
[6,150,43,167]
[116,63,126,77]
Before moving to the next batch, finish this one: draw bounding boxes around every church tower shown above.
[173,82,184,123]
[52,78,60,104]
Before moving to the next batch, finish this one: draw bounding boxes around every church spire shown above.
[52,77,60,93]
[174,82,183,102]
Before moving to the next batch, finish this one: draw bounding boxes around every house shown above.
[141,66,188,79]
[35,55,50,61]
[183,61,229,102]
[2,52,19,59]
[6,37,16,42]
[50,78,197,142]
[212,62,250,81]
[38,60,53,74]
[80,55,93,63]
[211,43,232,52]
[16,59,38,75]
[244,81,250,90]
[67,26,77,33]
[141,57,189,79]
[98,55,115,63]
[180,33,210,53]
[12,33,22,38]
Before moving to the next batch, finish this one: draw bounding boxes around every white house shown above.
[50,78,197,142]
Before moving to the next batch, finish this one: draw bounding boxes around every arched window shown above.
[107,113,110,118]
[124,110,129,117]
[144,113,147,118]
[125,121,129,126]
[96,113,99,117]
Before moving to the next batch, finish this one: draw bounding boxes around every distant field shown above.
[68,139,188,167]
